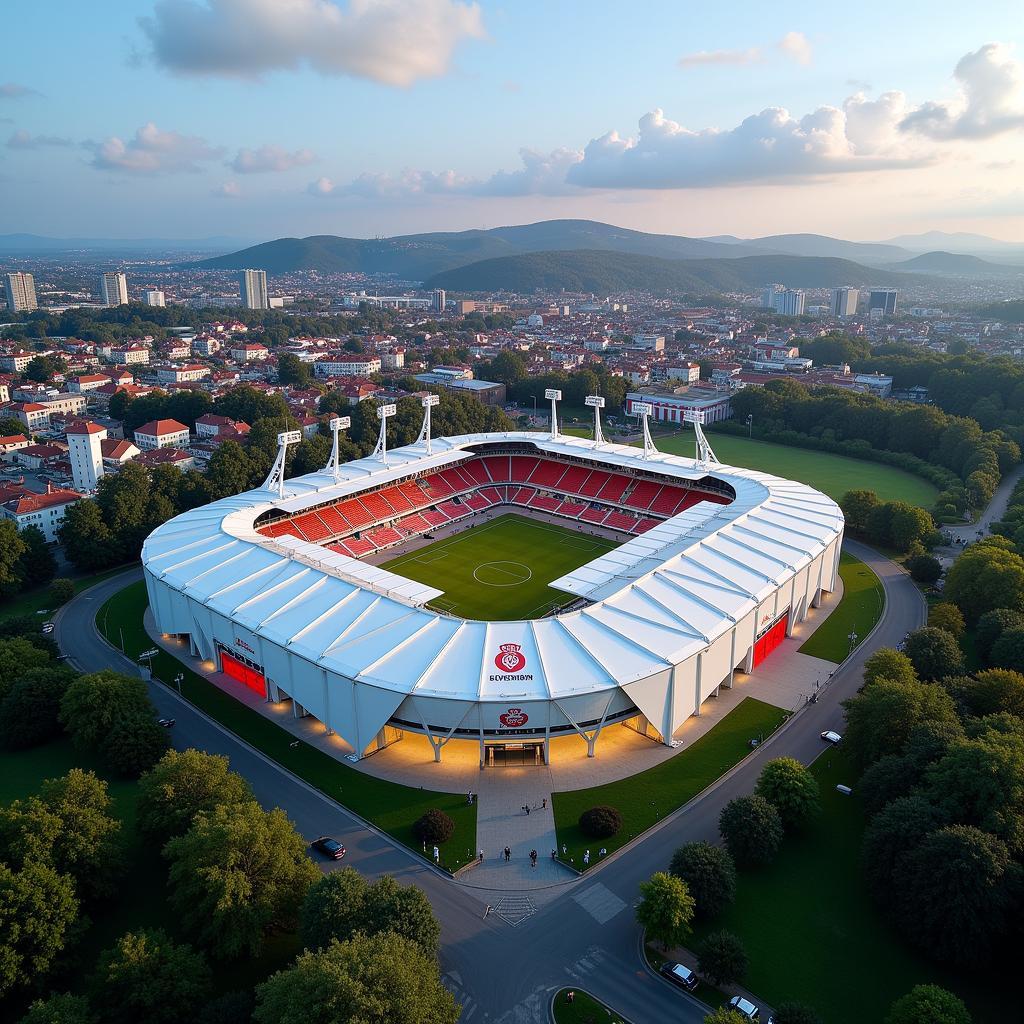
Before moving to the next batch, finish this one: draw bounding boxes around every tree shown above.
[137,748,253,845]
[755,757,820,830]
[928,601,965,638]
[58,499,118,571]
[23,354,66,382]
[0,666,77,749]
[636,871,695,950]
[290,435,331,477]
[956,668,1024,719]
[843,677,960,770]
[300,868,368,952]
[206,441,258,499]
[165,801,319,957]
[277,353,312,387]
[0,768,123,899]
[16,525,57,587]
[990,629,1024,673]
[903,627,964,681]
[885,985,971,1024]
[945,542,1024,622]
[412,808,454,845]
[0,860,78,998]
[59,670,153,751]
[90,929,212,1024]
[976,608,1024,662]
[668,842,736,919]
[102,711,172,777]
[18,993,95,1024]
[0,520,27,596]
[578,805,622,838]
[889,503,934,553]
[49,577,75,605]
[906,553,942,585]
[359,875,441,955]
[718,795,784,868]
[703,1009,747,1024]
[0,637,51,692]
[697,930,748,986]
[895,825,1017,963]
[862,794,946,902]
[773,1003,823,1024]
[862,648,917,688]
[253,932,459,1024]
[195,991,256,1024]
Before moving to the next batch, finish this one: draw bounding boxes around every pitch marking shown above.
[472,561,533,587]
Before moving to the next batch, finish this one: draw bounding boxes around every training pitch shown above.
[381,513,618,620]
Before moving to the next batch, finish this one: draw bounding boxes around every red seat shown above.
[580,506,609,524]
[461,459,491,485]
[579,470,611,497]
[623,480,661,511]
[556,466,592,495]
[528,460,567,487]
[596,474,630,503]
[481,456,510,482]
[509,457,538,482]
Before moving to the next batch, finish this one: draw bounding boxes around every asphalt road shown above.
[55,540,924,1024]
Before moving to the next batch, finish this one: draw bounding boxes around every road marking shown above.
[572,883,627,924]
[492,894,537,927]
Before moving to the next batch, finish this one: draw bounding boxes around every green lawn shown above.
[690,750,1004,1024]
[0,565,132,623]
[552,987,631,1024]
[97,581,477,872]
[650,431,938,506]
[552,698,788,867]
[382,513,617,619]
[0,737,300,1003]
[798,552,885,663]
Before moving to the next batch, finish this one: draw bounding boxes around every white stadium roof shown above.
[143,432,843,705]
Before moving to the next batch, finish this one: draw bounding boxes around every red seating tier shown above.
[422,509,449,527]
[579,470,611,496]
[344,536,376,557]
[337,498,373,529]
[631,517,659,534]
[366,526,402,547]
[481,456,510,482]
[604,510,638,532]
[292,512,332,543]
[623,479,661,511]
[398,513,430,533]
[529,494,561,513]
[438,500,470,519]
[317,505,350,535]
[557,500,586,517]
[580,507,609,524]
[509,457,539,482]
[379,486,414,512]
[649,486,688,516]
[596,474,630,502]
[461,459,491,485]
[420,472,454,497]
[556,466,592,493]
[528,459,567,487]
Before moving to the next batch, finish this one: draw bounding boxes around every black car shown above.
[311,836,346,860]
[659,961,699,991]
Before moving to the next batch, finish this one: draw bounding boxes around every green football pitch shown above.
[381,513,618,620]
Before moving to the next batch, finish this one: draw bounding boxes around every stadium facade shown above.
[142,431,844,764]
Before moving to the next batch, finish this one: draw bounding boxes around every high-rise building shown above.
[100,272,128,306]
[762,284,784,309]
[831,287,859,318]
[66,421,106,493]
[144,289,166,307]
[238,269,268,310]
[5,272,37,312]
[432,288,446,313]
[769,288,805,316]
[869,289,898,316]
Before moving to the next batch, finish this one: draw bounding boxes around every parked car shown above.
[157,718,176,728]
[311,836,346,860]
[659,961,699,991]
[728,995,772,1021]
[40,622,55,635]
[820,730,842,744]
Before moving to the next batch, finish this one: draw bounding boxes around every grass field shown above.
[798,552,885,662]
[97,580,477,871]
[689,750,1004,1024]
[0,565,131,623]
[650,431,938,506]
[552,698,788,867]
[552,988,631,1024]
[382,513,618,620]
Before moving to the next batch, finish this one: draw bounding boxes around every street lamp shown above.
[139,647,159,678]
[174,672,184,695]
[746,413,753,438]
[847,628,859,656]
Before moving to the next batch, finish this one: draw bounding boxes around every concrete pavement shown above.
[54,540,924,1024]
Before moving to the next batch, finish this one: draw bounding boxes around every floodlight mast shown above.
[373,404,397,465]
[683,408,719,467]
[545,388,562,441]
[263,430,303,498]
[325,416,352,481]
[585,394,605,444]
[416,394,440,454]
[630,402,657,459]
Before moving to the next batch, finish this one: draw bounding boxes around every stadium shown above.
[142,408,844,768]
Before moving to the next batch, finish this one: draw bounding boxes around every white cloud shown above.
[88,122,223,174]
[777,31,812,66]
[7,130,73,149]
[308,176,336,195]
[140,0,485,87]
[679,47,761,69]
[213,180,241,197]
[230,144,316,173]
[0,83,40,99]
[900,42,1024,139]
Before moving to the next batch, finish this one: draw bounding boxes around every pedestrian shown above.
[551,848,557,861]
[467,790,473,805]
[433,845,440,863]
[599,847,607,857]
[562,843,567,855]
[583,849,590,866]
[526,803,531,815]
[567,991,575,1004]
[542,797,547,809]
[479,849,484,862]
[504,845,511,862]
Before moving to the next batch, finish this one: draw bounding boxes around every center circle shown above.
[472,560,533,587]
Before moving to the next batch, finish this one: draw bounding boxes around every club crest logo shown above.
[494,643,527,673]
[499,707,529,727]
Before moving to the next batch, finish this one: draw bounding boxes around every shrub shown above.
[718,795,784,868]
[903,627,964,681]
[698,930,748,986]
[49,578,75,606]
[976,608,1024,663]
[755,757,820,830]
[773,1003,822,1024]
[906,554,942,585]
[578,805,622,839]
[668,842,736,919]
[412,809,455,845]
[927,602,965,639]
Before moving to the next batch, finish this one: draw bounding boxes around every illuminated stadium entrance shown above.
[485,741,546,767]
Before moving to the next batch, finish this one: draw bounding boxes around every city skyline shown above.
[2,0,1023,242]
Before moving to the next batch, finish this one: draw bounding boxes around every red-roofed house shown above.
[137,448,195,470]
[101,437,141,468]
[230,342,269,362]
[0,485,83,542]
[134,419,190,451]
[0,434,31,462]
[8,402,50,431]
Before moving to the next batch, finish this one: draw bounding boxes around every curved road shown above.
[55,540,924,1023]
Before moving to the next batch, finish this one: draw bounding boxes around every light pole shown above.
[531,395,537,420]
[847,628,858,656]
[174,672,184,695]
[746,413,753,438]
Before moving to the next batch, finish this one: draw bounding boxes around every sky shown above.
[2,0,1024,243]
